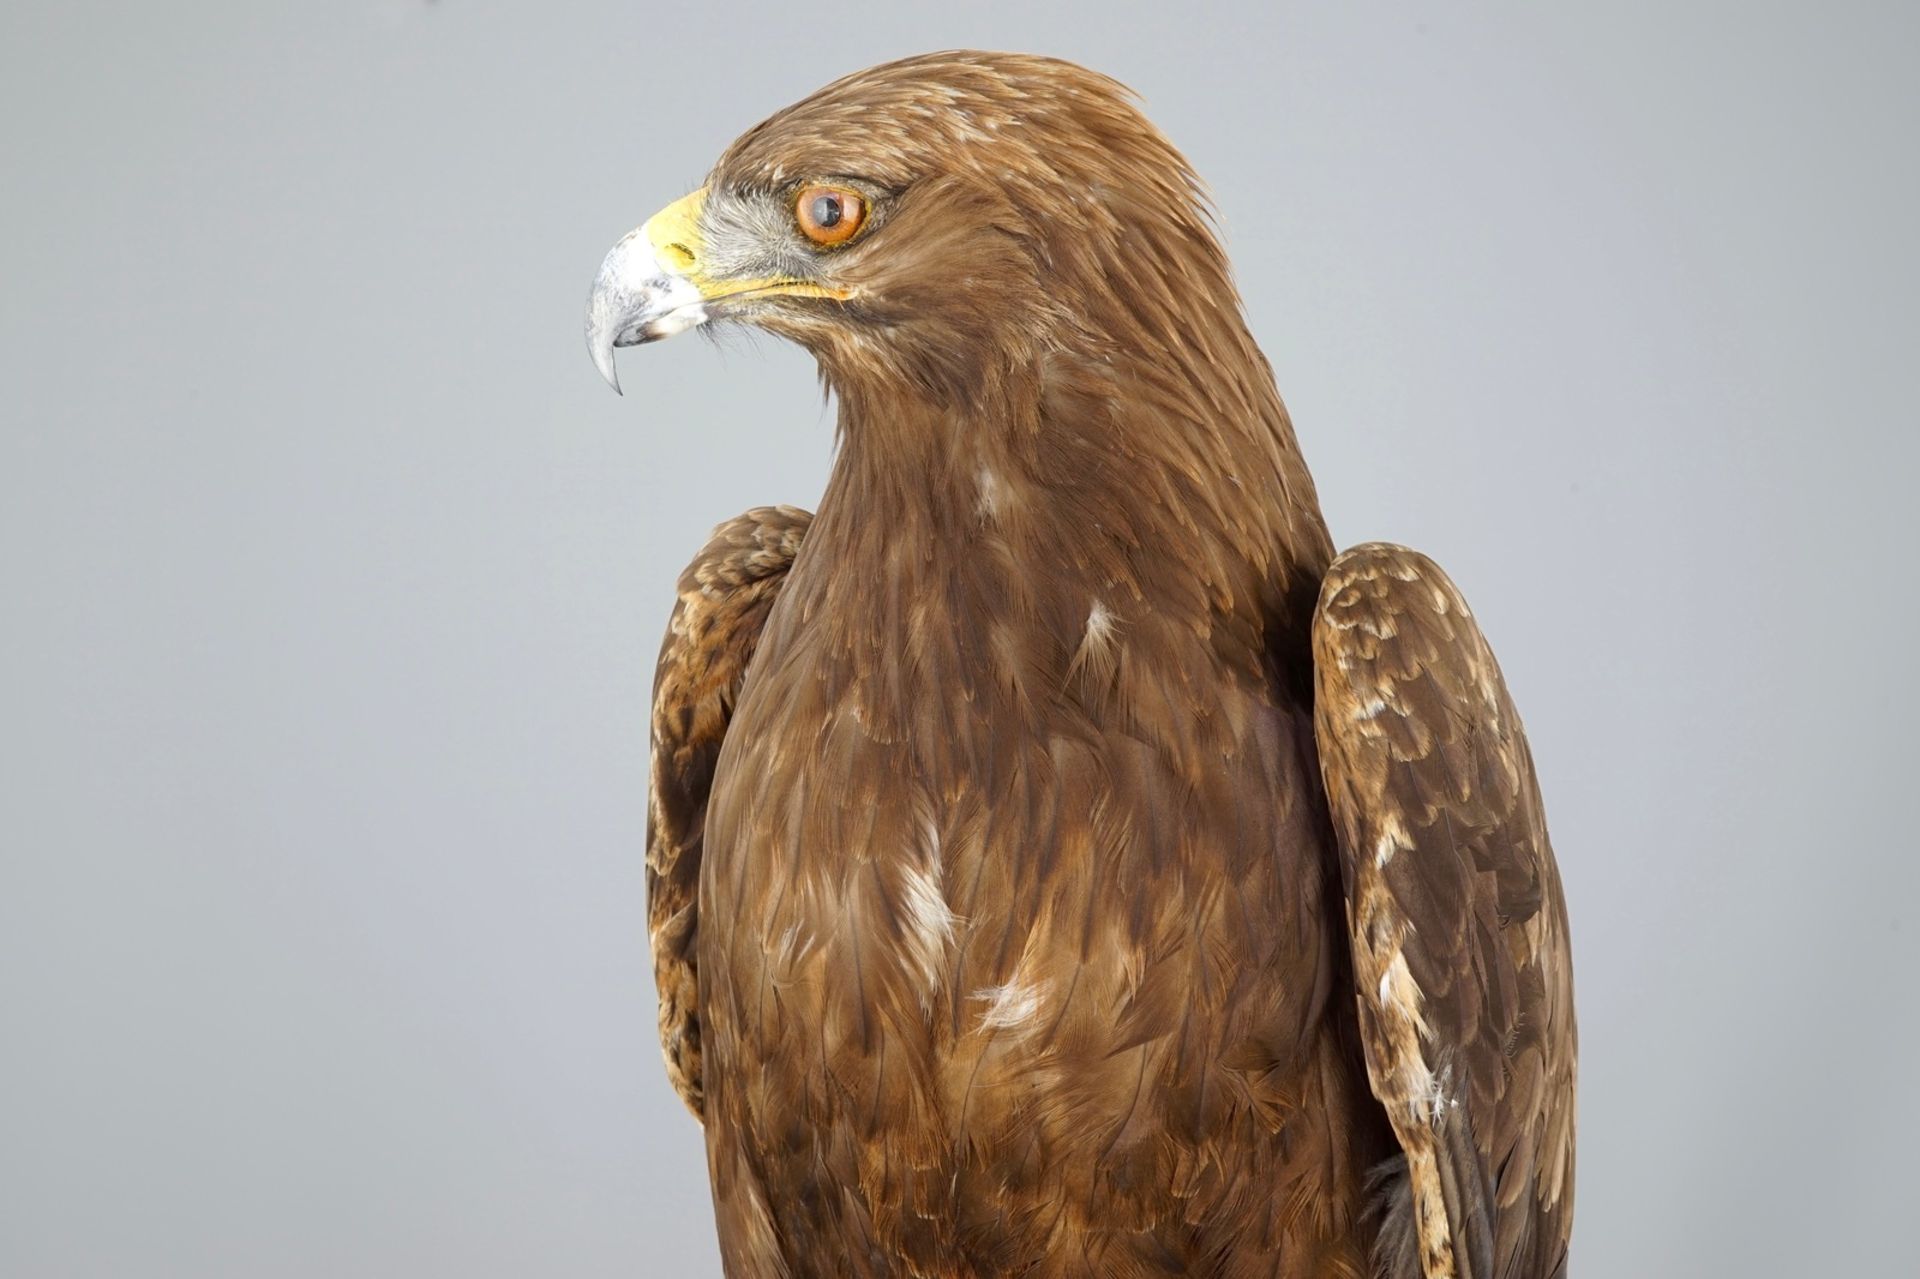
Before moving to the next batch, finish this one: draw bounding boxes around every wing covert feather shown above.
[649,506,810,1120]
[1311,543,1576,1279]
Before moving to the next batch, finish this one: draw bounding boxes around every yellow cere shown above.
[641,185,850,302]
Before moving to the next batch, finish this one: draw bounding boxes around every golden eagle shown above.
[585,51,1575,1279]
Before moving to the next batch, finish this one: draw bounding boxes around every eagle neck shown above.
[795,352,1332,733]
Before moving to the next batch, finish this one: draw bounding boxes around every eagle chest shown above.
[694,604,1350,1233]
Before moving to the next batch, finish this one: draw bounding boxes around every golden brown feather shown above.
[620,51,1575,1279]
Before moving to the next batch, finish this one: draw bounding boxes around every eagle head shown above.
[585,51,1232,405]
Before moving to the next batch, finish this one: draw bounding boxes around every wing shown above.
[648,505,810,1120]
[1311,544,1576,1279]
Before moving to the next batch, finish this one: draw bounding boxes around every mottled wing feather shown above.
[1311,544,1576,1279]
[649,505,811,1120]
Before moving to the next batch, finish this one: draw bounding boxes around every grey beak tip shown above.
[587,318,624,395]
[590,347,623,396]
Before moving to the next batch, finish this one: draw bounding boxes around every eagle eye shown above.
[794,185,867,247]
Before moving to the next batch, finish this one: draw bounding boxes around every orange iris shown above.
[794,185,867,246]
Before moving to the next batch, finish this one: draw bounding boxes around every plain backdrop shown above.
[4,3,1916,1275]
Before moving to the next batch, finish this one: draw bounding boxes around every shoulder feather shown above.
[649,505,810,1119]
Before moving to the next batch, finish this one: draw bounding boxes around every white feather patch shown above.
[1376,949,1443,1123]
[1373,811,1412,867]
[975,466,1003,520]
[973,978,1047,1032]
[1085,600,1116,647]
[1066,600,1123,695]
[897,822,957,996]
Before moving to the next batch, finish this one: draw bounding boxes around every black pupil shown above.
[810,193,843,229]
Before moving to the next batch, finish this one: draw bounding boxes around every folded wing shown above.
[1312,543,1576,1279]
[648,506,810,1119]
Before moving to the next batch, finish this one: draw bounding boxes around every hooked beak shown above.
[584,189,713,395]
[585,186,852,395]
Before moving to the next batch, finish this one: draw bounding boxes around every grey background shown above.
[3,2,1914,1275]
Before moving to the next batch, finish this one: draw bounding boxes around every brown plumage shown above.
[593,51,1576,1279]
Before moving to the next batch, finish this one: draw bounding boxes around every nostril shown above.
[662,241,697,272]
